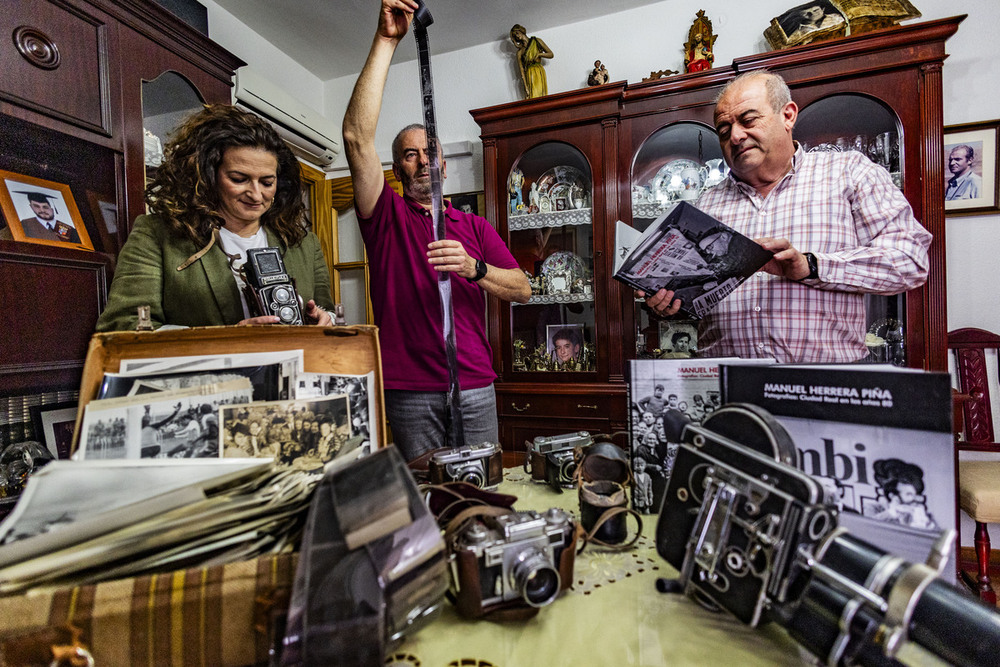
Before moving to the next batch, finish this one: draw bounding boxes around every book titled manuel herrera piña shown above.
[613,201,773,319]
[720,362,955,578]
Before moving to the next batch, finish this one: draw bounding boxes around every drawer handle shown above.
[577,404,598,410]
[512,402,531,412]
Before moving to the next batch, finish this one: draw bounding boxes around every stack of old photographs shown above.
[77,350,378,471]
[0,458,313,594]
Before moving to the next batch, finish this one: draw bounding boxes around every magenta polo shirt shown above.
[358,181,519,391]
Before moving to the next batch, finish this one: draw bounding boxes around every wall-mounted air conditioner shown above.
[234,68,341,169]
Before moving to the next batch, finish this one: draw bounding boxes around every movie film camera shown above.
[655,404,1000,667]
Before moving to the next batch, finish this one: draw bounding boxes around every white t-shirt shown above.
[217,226,268,319]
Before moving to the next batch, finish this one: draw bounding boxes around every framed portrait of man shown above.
[943,119,1000,216]
[0,170,93,251]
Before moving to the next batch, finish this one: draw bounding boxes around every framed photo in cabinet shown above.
[0,171,93,251]
[547,323,585,364]
[944,119,1000,216]
[449,191,485,217]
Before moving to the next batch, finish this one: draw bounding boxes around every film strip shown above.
[413,3,465,448]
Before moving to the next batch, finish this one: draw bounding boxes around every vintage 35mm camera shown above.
[449,508,577,618]
[244,247,303,325]
[524,431,592,489]
[428,442,503,489]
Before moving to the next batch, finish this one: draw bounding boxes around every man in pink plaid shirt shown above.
[642,70,930,363]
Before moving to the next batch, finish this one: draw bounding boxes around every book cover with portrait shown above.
[720,362,954,575]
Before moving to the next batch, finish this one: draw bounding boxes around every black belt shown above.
[413,3,465,449]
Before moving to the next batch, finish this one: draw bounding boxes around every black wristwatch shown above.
[470,259,488,282]
[802,252,819,280]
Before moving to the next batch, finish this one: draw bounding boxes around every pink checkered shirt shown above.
[694,147,931,363]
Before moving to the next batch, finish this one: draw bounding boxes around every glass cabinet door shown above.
[141,72,205,187]
[796,94,906,365]
[629,121,725,360]
[507,142,596,373]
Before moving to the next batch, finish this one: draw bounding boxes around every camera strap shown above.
[413,3,465,449]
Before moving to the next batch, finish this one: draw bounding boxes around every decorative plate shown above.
[650,159,706,204]
[540,251,587,283]
[535,165,589,202]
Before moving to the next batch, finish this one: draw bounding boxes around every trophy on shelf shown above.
[513,338,527,371]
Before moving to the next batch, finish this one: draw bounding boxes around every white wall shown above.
[203,0,325,114]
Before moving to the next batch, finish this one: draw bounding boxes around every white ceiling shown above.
[212,0,666,81]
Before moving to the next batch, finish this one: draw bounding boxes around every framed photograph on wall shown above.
[944,119,1000,216]
[448,191,485,217]
[0,170,93,251]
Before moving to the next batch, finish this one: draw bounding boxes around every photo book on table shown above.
[720,362,955,576]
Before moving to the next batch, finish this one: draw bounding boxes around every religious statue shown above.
[587,60,610,86]
[508,168,525,215]
[684,10,718,74]
[510,24,554,99]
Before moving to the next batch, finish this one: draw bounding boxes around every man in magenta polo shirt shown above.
[343,0,531,461]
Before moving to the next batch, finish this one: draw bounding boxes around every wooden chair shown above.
[950,327,1000,604]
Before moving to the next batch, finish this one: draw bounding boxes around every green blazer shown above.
[96,214,334,332]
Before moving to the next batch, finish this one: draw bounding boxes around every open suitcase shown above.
[0,325,385,666]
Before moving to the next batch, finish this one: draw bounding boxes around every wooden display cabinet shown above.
[472,84,628,464]
[0,0,243,446]
[474,17,961,459]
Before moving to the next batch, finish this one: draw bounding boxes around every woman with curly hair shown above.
[96,104,334,331]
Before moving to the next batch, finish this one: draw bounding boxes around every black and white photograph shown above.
[99,364,287,403]
[116,349,303,400]
[546,323,585,365]
[944,119,1000,216]
[627,358,732,514]
[219,395,354,470]
[657,321,698,358]
[78,378,254,460]
[766,1,846,50]
[448,191,484,217]
[0,170,93,251]
[296,370,376,452]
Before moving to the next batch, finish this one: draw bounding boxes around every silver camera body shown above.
[526,431,592,488]
[244,247,303,325]
[428,441,503,489]
[451,508,575,613]
[532,431,592,454]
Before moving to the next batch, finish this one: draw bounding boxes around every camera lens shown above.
[459,468,485,488]
[277,305,298,323]
[512,549,560,607]
[272,286,294,303]
[559,459,577,484]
